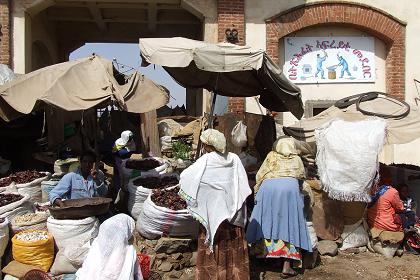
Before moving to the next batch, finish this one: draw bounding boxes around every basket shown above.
[23,269,52,280]
[49,197,112,219]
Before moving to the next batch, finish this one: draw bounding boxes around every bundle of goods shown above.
[11,230,54,272]
[40,179,60,203]
[0,193,34,221]
[11,212,49,234]
[151,186,186,211]
[127,174,179,220]
[137,186,198,239]
[0,171,50,202]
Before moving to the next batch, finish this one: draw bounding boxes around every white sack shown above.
[158,119,183,137]
[0,218,9,257]
[11,212,49,234]
[231,121,247,148]
[160,136,172,151]
[315,118,387,202]
[47,216,99,251]
[340,220,369,250]
[0,194,34,222]
[306,222,318,249]
[127,178,152,220]
[137,195,199,239]
[15,172,51,203]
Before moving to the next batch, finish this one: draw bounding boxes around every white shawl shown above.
[179,152,251,250]
[76,214,143,280]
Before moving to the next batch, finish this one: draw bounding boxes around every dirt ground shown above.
[251,251,420,280]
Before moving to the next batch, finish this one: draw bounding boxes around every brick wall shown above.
[217,0,246,113]
[266,2,406,101]
[0,0,10,66]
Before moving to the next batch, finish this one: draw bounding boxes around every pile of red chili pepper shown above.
[0,171,45,188]
[125,158,161,171]
[151,187,186,211]
[133,174,179,189]
[0,193,23,207]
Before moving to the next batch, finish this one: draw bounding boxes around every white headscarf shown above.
[115,130,136,152]
[200,129,226,154]
[76,214,143,280]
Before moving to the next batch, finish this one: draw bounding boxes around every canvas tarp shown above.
[283,96,420,145]
[0,55,169,121]
[139,37,304,119]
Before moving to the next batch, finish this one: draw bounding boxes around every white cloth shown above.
[76,214,143,280]
[200,129,226,154]
[315,118,387,202]
[179,152,251,250]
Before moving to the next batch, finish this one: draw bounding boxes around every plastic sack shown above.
[0,218,9,257]
[137,195,199,239]
[12,230,54,272]
[0,64,15,85]
[160,136,172,151]
[15,172,51,203]
[0,194,34,222]
[47,216,99,251]
[158,119,183,137]
[137,253,151,279]
[231,121,247,148]
[127,178,152,220]
[41,179,60,203]
[50,250,78,276]
[11,212,49,234]
[340,220,369,250]
[306,222,318,249]
[369,240,399,258]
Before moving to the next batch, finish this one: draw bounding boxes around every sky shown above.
[69,43,186,107]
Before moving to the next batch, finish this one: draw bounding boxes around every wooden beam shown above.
[48,16,200,24]
[140,110,161,157]
[55,0,179,4]
[87,2,107,32]
[147,2,157,33]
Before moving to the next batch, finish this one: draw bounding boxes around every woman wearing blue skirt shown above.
[246,138,312,277]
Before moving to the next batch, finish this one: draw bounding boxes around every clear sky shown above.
[69,43,186,107]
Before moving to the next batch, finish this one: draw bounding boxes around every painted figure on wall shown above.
[337,54,352,78]
[315,50,327,79]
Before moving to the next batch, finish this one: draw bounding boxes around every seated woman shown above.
[179,129,251,280]
[49,150,108,207]
[76,214,143,280]
[367,166,404,232]
[246,138,312,277]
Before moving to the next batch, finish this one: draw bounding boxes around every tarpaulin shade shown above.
[139,37,303,118]
[284,96,420,145]
[0,55,170,121]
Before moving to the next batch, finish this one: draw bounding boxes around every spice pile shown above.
[13,213,48,225]
[16,231,49,241]
[0,171,45,188]
[151,187,187,211]
[133,174,179,189]
[0,193,23,207]
[126,158,161,171]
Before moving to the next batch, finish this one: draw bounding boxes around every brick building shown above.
[0,0,417,120]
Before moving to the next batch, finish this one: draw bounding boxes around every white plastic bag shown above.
[0,194,34,221]
[306,222,318,249]
[340,220,369,250]
[231,121,247,148]
[160,136,172,151]
[0,218,9,257]
[137,194,199,239]
[47,216,99,251]
[15,172,51,203]
[127,178,152,220]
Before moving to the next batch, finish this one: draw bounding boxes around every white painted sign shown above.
[284,37,375,84]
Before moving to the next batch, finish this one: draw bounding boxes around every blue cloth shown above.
[368,185,390,209]
[246,178,312,252]
[49,168,107,204]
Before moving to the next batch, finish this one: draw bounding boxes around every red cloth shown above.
[137,253,151,279]
[368,187,404,231]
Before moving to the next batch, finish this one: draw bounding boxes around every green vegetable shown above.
[172,140,191,160]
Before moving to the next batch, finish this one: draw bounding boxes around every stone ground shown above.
[251,251,420,280]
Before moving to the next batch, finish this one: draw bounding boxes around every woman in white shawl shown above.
[76,214,143,280]
[179,129,252,280]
